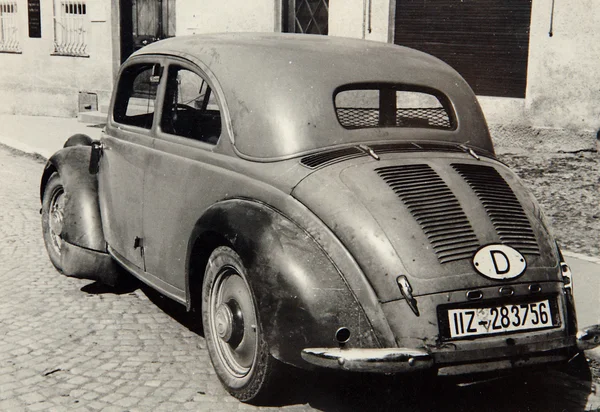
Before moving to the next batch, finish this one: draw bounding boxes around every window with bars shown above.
[0,1,20,53]
[283,0,329,35]
[53,0,89,56]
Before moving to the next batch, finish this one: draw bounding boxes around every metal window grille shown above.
[284,0,329,35]
[0,1,20,53]
[53,0,89,56]
[335,88,454,130]
[336,107,452,129]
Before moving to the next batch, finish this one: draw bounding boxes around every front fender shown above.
[40,145,106,252]
[187,199,381,367]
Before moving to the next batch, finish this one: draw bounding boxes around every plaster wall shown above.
[525,0,600,131]
[0,0,116,117]
[176,0,277,36]
[477,96,527,126]
[329,0,390,42]
[327,1,529,127]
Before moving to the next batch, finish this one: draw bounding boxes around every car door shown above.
[141,59,227,296]
[98,58,165,271]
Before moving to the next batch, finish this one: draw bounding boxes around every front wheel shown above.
[202,246,279,403]
[41,172,66,272]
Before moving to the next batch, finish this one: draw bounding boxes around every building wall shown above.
[328,1,530,126]
[525,0,600,131]
[0,0,117,117]
[176,0,277,35]
[329,0,390,43]
[475,0,600,131]
[330,0,600,131]
[1,0,599,132]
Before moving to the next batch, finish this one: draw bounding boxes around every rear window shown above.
[334,84,455,130]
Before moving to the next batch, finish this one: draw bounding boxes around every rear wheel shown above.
[202,246,279,403]
[562,351,592,381]
[41,172,66,272]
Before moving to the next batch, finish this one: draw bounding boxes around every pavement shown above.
[0,114,599,411]
[0,114,103,160]
[563,253,600,362]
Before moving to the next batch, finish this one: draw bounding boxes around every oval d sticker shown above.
[473,244,527,280]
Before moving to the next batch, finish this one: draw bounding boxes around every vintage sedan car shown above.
[40,33,600,402]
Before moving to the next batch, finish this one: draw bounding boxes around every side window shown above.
[160,65,222,145]
[113,63,161,129]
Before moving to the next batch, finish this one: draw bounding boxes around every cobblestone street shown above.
[0,145,599,412]
[0,147,268,411]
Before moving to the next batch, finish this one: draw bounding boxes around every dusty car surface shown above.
[40,33,600,402]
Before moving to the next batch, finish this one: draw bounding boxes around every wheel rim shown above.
[209,265,258,378]
[48,187,65,256]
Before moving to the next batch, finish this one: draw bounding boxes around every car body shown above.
[39,33,600,402]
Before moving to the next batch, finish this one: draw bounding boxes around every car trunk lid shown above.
[292,151,559,303]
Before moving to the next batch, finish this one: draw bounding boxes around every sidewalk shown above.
[0,114,103,159]
[0,113,598,363]
[564,254,600,362]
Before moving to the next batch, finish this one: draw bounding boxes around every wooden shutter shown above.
[394,0,532,98]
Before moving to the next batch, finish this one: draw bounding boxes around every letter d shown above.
[490,250,510,275]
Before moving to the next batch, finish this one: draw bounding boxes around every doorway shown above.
[120,0,176,63]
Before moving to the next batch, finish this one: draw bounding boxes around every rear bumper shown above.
[301,325,600,374]
[576,325,600,351]
[301,348,433,373]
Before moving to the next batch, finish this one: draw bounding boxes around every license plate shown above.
[447,299,554,339]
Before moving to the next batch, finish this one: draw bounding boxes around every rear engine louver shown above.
[369,142,465,155]
[376,164,480,264]
[300,147,365,168]
[452,163,540,255]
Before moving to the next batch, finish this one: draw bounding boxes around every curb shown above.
[563,251,600,265]
[0,141,47,162]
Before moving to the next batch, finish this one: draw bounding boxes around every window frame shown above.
[333,83,457,131]
[282,0,329,35]
[155,59,225,151]
[111,59,165,136]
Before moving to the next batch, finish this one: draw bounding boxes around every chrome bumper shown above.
[301,348,433,373]
[302,325,599,374]
[577,325,600,351]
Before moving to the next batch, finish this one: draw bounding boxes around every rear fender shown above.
[187,199,380,367]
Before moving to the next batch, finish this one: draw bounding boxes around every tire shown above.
[41,172,66,272]
[202,246,280,403]
[562,351,592,381]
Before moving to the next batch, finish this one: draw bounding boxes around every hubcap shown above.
[209,266,258,378]
[48,188,65,256]
[215,303,234,341]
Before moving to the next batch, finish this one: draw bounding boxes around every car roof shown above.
[134,33,493,159]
